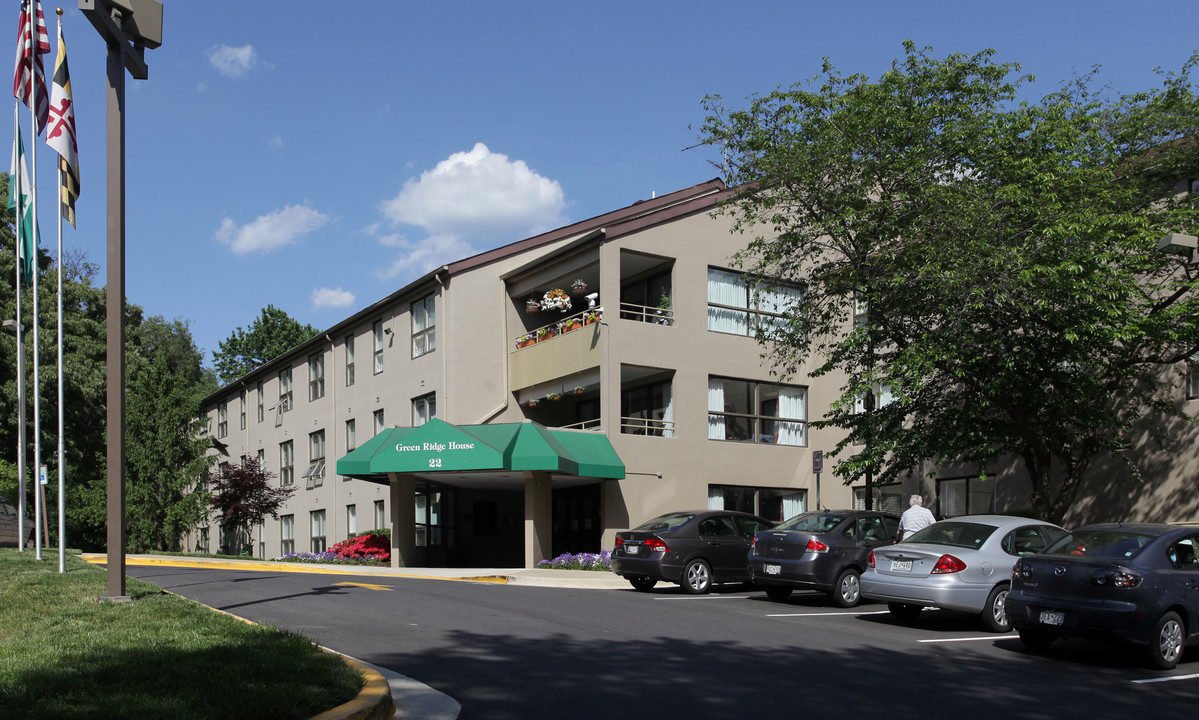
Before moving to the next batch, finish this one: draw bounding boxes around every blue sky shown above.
[21,0,1199,367]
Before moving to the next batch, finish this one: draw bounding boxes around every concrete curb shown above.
[310,656,396,720]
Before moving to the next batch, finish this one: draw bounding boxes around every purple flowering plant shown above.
[536,550,613,571]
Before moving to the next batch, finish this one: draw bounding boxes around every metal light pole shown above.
[863,387,875,511]
[79,0,161,602]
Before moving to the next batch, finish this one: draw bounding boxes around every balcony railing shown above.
[514,309,602,349]
[619,416,675,437]
[619,301,673,325]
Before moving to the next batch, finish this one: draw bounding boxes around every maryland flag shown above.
[46,20,76,227]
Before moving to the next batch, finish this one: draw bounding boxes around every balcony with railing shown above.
[510,308,604,391]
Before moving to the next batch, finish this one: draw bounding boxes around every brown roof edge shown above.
[447,178,727,275]
[602,183,736,240]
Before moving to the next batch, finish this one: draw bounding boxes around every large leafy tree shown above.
[213,304,317,384]
[699,42,1199,523]
[125,316,218,552]
[207,457,294,554]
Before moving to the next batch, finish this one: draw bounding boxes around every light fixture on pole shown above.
[79,0,162,602]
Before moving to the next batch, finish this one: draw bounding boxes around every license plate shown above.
[624,544,640,555]
[1039,609,1065,626]
[764,564,781,575]
[890,560,912,572]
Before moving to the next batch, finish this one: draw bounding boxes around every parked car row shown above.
[611,509,1199,669]
[0,495,34,548]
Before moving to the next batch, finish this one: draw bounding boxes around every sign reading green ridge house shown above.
[335,418,625,481]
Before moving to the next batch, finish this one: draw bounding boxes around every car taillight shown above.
[644,537,670,553]
[867,550,875,568]
[1092,568,1142,588]
[806,537,829,553]
[614,537,624,549]
[931,554,967,574]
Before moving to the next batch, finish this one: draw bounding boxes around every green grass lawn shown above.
[0,549,363,720]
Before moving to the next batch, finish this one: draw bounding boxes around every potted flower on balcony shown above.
[542,288,572,313]
[515,332,537,349]
[545,392,562,402]
[570,279,587,296]
[583,310,601,325]
[573,385,585,395]
[560,315,583,333]
[526,398,539,408]
[526,297,541,314]
[537,325,557,341]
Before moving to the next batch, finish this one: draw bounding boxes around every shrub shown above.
[536,551,612,571]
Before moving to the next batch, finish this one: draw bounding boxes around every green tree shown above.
[125,316,218,552]
[213,304,318,385]
[698,42,1199,523]
[207,457,294,554]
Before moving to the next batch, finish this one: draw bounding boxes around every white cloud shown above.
[380,143,567,251]
[215,204,329,255]
[311,287,355,310]
[206,44,258,78]
[377,233,476,281]
[268,135,284,149]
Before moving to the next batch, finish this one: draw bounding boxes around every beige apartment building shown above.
[196,178,1199,568]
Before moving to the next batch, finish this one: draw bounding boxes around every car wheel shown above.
[765,585,793,602]
[832,568,861,608]
[888,603,922,622]
[681,559,712,595]
[980,584,1011,633]
[1018,628,1055,652]
[1146,611,1185,670]
[628,577,657,592]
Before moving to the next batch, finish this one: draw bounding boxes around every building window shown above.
[345,334,355,387]
[938,477,994,518]
[374,500,386,530]
[707,267,801,337]
[310,509,327,553]
[256,381,264,423]
[853,484,904,514]
[345,419,356,452]
[620,267,673,324]
[1189,357,1199,400]
[708,484,806,524]
[257,448,264,466]
[411,294,436,358]
[412,393,436,427]
[197,526,210,554]
[308,351,325,401]
[280,440,294,486]
[373,320,385,374]
[278,369,293,413]
[373,409,385,436]
[345,504,357,539]
[305,430,326,488]
[216,401,228,439]
[620,379,673,436]
[707,376,806,446]
[239,391,246,430]
[280,515,294,555]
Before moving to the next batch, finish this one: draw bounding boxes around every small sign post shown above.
[812,451,823,511]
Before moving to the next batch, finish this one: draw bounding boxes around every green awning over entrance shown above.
[335,418,625,482]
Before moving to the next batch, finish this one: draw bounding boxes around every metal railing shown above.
[619,301,673,325]
[513,309,603,349]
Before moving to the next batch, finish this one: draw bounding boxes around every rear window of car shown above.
[633,513,696,533]
[775,513,846,533]
[904,521,997,549]
[1045,529,1154,560]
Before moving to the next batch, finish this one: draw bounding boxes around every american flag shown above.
[47,21,77,226]
[12,0,50,135]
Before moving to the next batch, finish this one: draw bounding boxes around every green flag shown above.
[8,126,38,284]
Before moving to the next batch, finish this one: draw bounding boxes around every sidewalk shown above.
[81,554,631,720]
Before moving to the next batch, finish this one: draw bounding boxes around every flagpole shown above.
[12,101,27,552]
[26,2,42,561]
[54,8,65,573]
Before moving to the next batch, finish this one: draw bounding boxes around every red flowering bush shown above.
[330,531,390,563]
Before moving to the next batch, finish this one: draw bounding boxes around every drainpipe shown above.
[435,271,448,421]
[326,333,337,543]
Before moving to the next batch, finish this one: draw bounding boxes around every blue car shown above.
[1006,523,1199,670]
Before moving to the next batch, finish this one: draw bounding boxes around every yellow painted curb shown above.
[79,554,511,584]
[310,656,395,720]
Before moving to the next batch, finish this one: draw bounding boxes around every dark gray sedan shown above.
[611,510,774,594]
[0,495,33,548]
[1007,523,1199,670]
[749,510,900,607]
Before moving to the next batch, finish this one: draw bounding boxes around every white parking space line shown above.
[652,596,751,600]
[1132,673,1199,684]
[917,635,1018,643]
[767,610,890,617]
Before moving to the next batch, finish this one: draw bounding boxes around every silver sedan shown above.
[861,514,1066,632]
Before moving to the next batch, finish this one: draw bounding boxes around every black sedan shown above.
[749,510,900,607]
[612,510,774,594]
[1006,523,1199,669]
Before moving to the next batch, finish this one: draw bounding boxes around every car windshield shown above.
[904,521,997,549]
[1044,529,1154,560]
[632,512,696,533]
[775,512,846,533]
